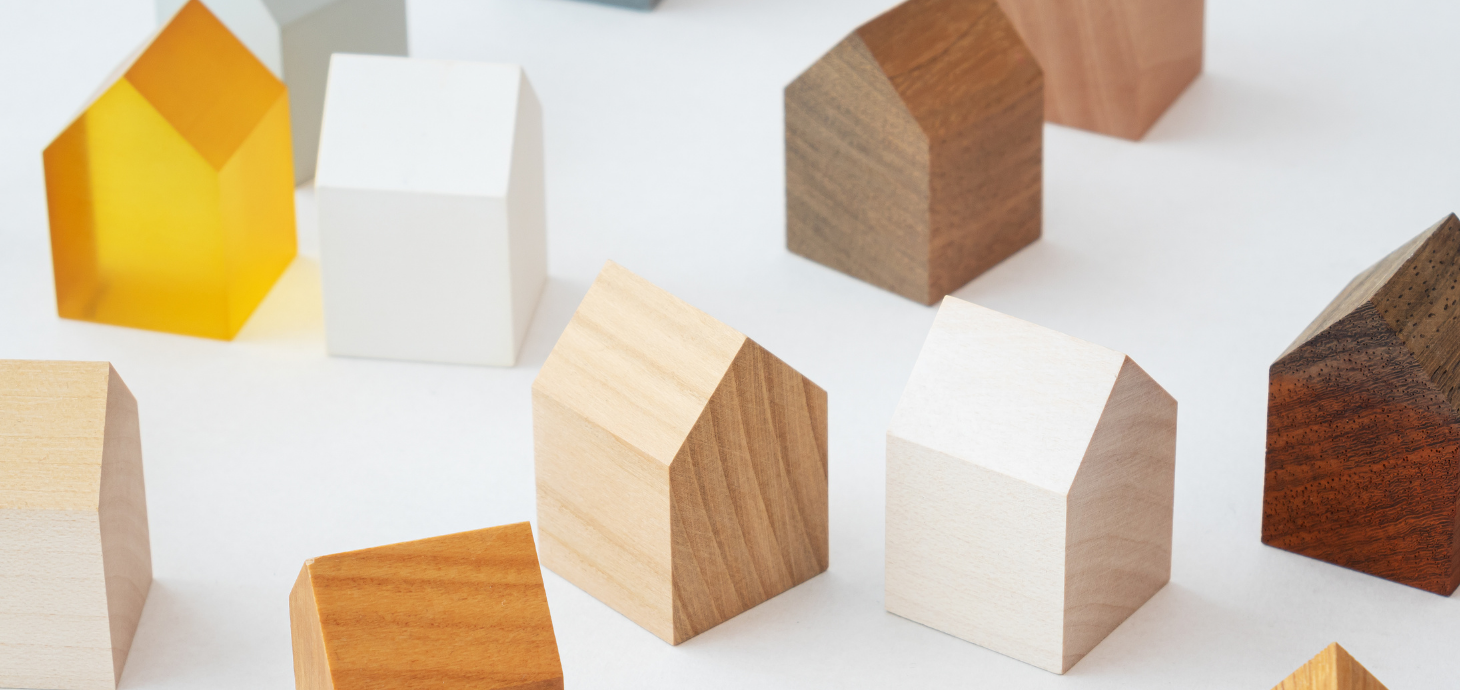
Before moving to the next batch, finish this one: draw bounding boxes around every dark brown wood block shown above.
[1265,213,1460,595]
[785,0,1043,305]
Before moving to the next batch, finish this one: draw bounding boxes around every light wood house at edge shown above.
[785,0,1043,305]
[0,360,152,690]
[533,261,829,645]
[1273,643,1389,690]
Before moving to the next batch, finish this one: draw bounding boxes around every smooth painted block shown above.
[289,522,563,690]
[0,361,152,690]
[316,54,547,367]
[996,0,1204,140]
[1274,643,1388,690]
[534,261,828,644]
[1265,214,1460,595]
[45,0,297,340]
[786,0,1042,305]
[886,297,1176,674]
[156,0,409,184]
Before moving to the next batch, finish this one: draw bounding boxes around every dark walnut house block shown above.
[1265,214,1460,595]
[785,0,1043,305]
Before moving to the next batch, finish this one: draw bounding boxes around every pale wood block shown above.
[886,297,1175,674]
[155,0,409,183]
[0,361,152,690]
[996,0,1204,139]
[786,0,1042,305]
[289,522,562,690]
[534,261,828,644]
[316,54,547,367]
[1274,643,1388,690]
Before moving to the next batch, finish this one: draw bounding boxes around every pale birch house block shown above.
[0,361,152,690]
[156,0,409,184]
[316,54,547,367]
[534,261,828,645]
[885,297,1176,674]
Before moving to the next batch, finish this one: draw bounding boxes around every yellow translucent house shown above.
[44,0,296,340]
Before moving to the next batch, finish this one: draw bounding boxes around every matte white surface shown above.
[155,0,283,76]
[317,55,545,366]
[889,298,1124,494]
[3,0,1459,688]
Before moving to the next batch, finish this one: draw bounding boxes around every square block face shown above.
[886,436,1067,673]
[301,523,562,690]
[44,1,297,340]
[317,55,525,198]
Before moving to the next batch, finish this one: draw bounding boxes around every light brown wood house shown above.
[533,261,829,644]
[996,0,1204,139]
[1273,643,1388,690]
[786,0,1043,305]
[0,360,152,690]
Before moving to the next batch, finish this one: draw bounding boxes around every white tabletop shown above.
[1,0,1457,687]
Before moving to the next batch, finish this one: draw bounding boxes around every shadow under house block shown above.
[43,0,297,341]
[886,297,1176,674]
[0,361,152,690]
[785,0,1042,306]
[1273,643,1389,690]
[572,0,659,9]
[155,0,408,183]
[995,0,1204,140]
[534,261,828,645]
[316,55,546,366]
[1265,214,1460,596]
[289,522,562,690]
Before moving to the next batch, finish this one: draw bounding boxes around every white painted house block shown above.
[156,0,409,184]
[885,297,1177,674]
[316,55,547,367]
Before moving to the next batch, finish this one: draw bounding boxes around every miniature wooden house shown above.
[1273,643,1389,690]
[533,261,829,644]
[786,0,1043,305]
[886,297,1176,674]
[0,360,152,690]
[1265,214,1460,596]
[289,522,563,690]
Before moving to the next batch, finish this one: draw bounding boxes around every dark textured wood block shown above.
[785,0,1043,305]
[1264,213,1460,596]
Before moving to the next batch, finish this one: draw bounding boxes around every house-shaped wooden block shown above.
[0,361,152,690]
[289,522,563,690]
[316,55,546,366]
[156,0,409,183]
[533,261,828,644]
[1274,643,1389,690]
[786,0,1043,305]
[886,297,1176,674]
[1266,214,1460,596]
[995,0,1204,140]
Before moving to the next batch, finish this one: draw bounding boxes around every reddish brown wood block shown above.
[995,0,1204,140]
[1265,214,1460,595]
[785,0,1043,305]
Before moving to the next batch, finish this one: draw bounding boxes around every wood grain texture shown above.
[1265,214,1460,595]
[1273,643,1388,690]
[535,261,828,644]
[289,522,563,690]
[0,360,152,690]
[995,0,1204,139]
[886,297,1175,674]
[786,0,1042,305]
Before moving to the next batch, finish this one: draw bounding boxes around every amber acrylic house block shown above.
[0,361,152,690]
[534,261,829,644]
[1266,214,1460,596]
[44,0,297,340]
[786,0,1043,305]
[995,0,1204,139]
[1274,643,1389,690]
[289,522,562,690]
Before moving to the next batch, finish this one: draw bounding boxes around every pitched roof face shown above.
[857,0,1040,142]
[535,261,747,465]
[889,297,1126,493]
[0,361,116,511]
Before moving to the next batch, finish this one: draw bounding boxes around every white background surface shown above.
[1,0,1458,687]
